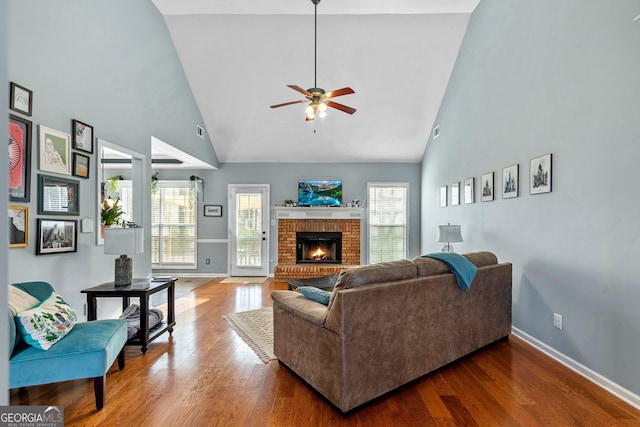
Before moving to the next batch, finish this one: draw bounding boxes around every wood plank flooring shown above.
[10,278,640,426]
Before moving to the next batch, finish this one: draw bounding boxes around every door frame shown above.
[228,184,270,276]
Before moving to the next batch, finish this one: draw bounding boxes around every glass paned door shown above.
[229,185,269,276]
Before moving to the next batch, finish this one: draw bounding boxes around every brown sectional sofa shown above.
[271,251,512,412]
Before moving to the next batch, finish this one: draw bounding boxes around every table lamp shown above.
[437,223,463,252]
[104,227,144,286]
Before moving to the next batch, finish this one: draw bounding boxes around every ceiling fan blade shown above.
[288,85,312,97]
[270,99,307,109]
[326,100,356,115]
[324,87,355,99]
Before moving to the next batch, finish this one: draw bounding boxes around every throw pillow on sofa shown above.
[15,292,78,350]
[9,285,40,316]
[297,286,331,305]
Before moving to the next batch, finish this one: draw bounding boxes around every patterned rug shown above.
[222,307,276,363]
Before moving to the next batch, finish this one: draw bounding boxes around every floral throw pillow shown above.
[15,292,78,350]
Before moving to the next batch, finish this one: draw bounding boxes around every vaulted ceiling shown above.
[151,0,480,164]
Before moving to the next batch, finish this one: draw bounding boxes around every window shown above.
[151,181,197,269]
[368,183,409,263]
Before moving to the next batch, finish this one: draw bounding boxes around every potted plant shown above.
[284,199,294,207]
[101,198,124,227]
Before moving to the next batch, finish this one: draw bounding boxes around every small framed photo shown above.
[9,205,28,248]
[502,164,519,199]
[9,114,33,202]
[39,125,71,175]
[440,186,447,207]
[9,82,33,116]
[464,177,475,204]
[73,153,90,179]
[204,205,222,217]
[36,218,78,255]
[451,182,460,206]
[72,119,94,154]
[530,153,552,194]
[38,174,80,216]
[481,172,494,202]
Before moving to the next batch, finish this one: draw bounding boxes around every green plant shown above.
[151,172,159,195]
[284,199,294,205]
[101,198,124,226]
[106,174,123,194]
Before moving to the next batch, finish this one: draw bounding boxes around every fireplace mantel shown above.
[273,206,363,220]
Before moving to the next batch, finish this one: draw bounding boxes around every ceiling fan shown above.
[270,0,356,121]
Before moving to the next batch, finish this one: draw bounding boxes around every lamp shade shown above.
[437,224,463,243]
[104,227,144,255]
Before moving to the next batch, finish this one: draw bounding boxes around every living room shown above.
[3,0,640,423]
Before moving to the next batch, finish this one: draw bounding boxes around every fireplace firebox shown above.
[296,232,342,264]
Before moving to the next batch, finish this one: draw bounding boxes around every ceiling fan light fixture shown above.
[270,0,356,120]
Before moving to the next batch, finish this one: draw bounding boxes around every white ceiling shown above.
[152,0,479,164]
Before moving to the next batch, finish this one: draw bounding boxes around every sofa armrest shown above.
[271,291,329,326]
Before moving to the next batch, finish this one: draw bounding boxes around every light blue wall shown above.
[421,0,640,395]
[155,162,422,275]
[6,0,218,319]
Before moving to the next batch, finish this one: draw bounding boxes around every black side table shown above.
[81,277,177,353]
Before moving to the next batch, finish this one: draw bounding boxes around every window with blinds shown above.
[151,181,197,268]
[368,183,409,264]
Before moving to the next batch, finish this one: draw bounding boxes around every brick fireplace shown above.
[274,207,362,284]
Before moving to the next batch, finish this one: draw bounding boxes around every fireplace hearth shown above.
[296,232,342,264]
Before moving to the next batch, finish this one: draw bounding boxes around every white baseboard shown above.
[512,327,640,410]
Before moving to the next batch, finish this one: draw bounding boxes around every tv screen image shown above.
[298,180,342,207]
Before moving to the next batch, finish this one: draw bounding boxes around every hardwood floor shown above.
[10,278,640,426]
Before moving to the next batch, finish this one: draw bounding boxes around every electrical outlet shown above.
[205,258,210,265]
[553,313,563,330]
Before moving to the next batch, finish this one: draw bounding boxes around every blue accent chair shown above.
[9,281,127,410]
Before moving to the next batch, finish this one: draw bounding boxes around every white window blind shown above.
[368,183,408,264]
[151,181,196,268]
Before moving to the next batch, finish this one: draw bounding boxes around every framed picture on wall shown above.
[9,205,28,248]
[204,205,222,217]
[72,119,94,154]
[481,172,494,202]
[464,177,475,204]
[502,164,519,199]
[9,114,32,202]
[451,181,460,206]
[36,218,78,255]
[530,153,552,194]
[9,82,33,116]
[39,125,71,175]
[440,186,447,207]
[73,153,90,179]
[38,174,80,216]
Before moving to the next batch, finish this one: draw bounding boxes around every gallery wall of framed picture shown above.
[439,153,552,208]
[8,81,96,252]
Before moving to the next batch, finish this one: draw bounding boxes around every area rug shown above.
[222,307,276,363]
[220,276,268,284]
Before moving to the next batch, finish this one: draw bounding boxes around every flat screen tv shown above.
[298,180,342,207]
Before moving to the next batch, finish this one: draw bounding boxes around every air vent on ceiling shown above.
[196,125,205,139]
[432,125,441,139]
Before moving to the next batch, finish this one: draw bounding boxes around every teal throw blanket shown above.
[422,252,477,290]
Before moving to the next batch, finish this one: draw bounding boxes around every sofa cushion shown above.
[297,286,331,305]
[463,251,498,267]
[15,292,78,350]
[413,257,451,277]
[329,259,417,308]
